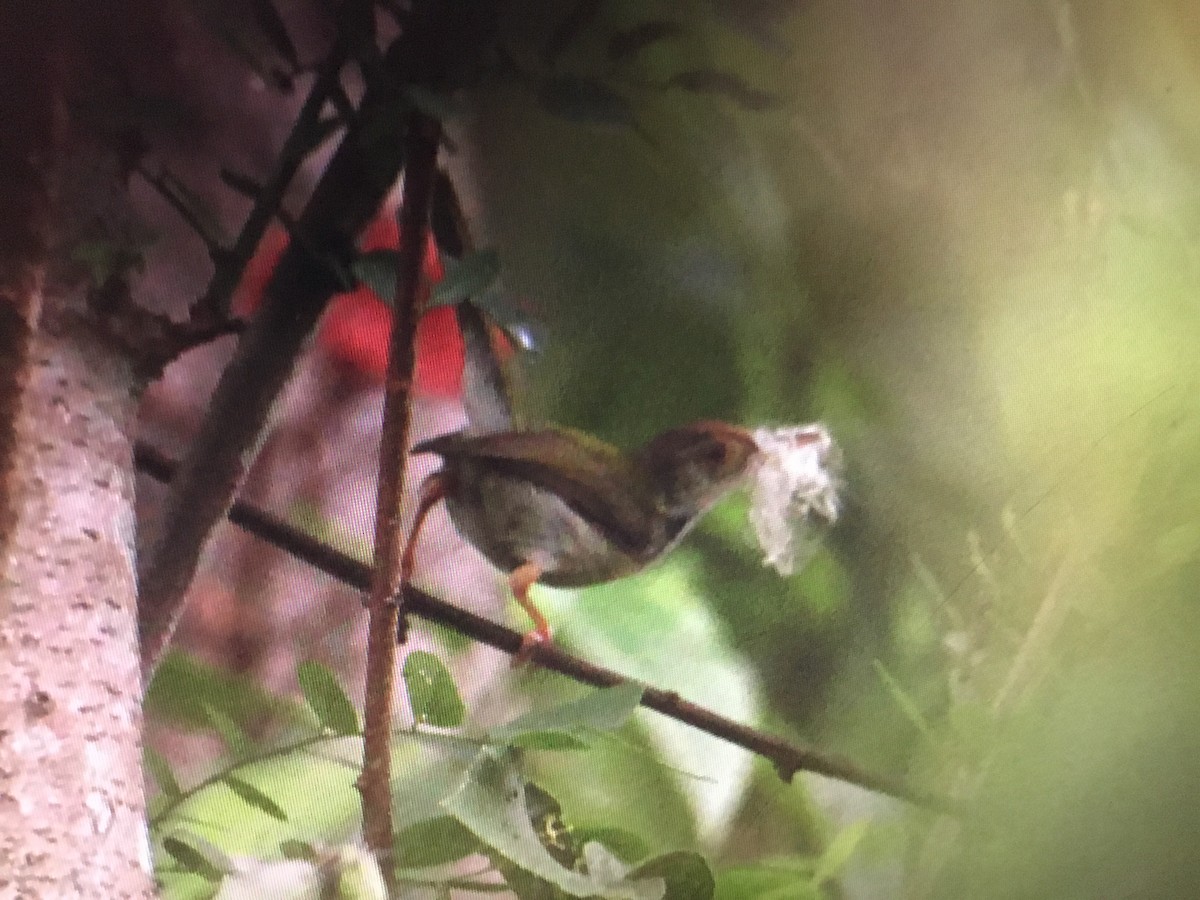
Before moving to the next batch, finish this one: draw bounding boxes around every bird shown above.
[398,302,764,658]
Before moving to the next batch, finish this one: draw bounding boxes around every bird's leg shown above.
[509,560,549,666]
[400,471,449,591]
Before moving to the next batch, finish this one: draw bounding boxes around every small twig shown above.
[430,167,472,258]
[991,553,1075,715]
[133,442,960,815]
[192,40,351,325]
[356,107,442,890]
[133,162,226,256]
[87,274,243,380]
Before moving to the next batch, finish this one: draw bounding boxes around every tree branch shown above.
[134,442,959,815]
[356,107,442,889]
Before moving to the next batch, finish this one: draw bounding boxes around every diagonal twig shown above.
[133,163,226,258]
[133,442,960,815]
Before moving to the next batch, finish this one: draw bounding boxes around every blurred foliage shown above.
[450,0,1200,894]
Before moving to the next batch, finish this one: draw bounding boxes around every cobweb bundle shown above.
[748,424,841,576]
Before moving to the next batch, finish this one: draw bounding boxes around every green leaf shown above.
[69,237,147,284]
[489,682,644,749]
[297,660,360,736]
[403,651,466,728]
[666,70,781,110]
[430,249,501,306]
[607,22,686,61]
[507,730,592,751]
[811,821,869,888]
[146,650,310,732]
[542,0,604,66]
[715,859,821,900]
[351,249,399,302]
[279,839,317,861]
[151,736,369,897]
[391,753,475,831]
[536,561,759,840]
[394,815,482,869]
[162,833,230,882]
[330,845,389,900]
[203,702,251,757]
[442,748,665,899]
[630,851,715,900]
[538,77,636,129]
[144,747,181,799]
[711,0,794,54]
[872,659,932,740]
[718,877,821,900]
[226,776,289,822]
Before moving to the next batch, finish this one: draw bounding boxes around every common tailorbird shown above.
[400,303,836,657]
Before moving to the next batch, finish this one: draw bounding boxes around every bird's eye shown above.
[703,440,727,466]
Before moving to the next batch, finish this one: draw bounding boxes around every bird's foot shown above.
[512,625,552,668]
[508,560,551,667]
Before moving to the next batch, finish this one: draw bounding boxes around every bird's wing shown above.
[412,428,656,555]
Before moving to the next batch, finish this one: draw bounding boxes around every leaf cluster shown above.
[147,654,725,899]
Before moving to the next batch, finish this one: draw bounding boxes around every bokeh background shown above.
[458,4,1200,894]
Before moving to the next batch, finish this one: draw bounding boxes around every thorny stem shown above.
[134,442,960,815]
[356,108,442,890]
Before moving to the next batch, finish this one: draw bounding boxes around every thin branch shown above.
[356,108,442,889]
[430,166,473,258]
[192,37,351,325]
[133,163,226,256]
[86,273,244,380]
[133,442,960,815]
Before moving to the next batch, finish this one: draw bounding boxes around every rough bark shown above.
[0,3,63,565]
[0,310,154,898]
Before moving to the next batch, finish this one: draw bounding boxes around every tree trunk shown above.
[0,310,154,897]
[0,7,152,894]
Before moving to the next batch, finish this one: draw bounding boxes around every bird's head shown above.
[636,421,760,518]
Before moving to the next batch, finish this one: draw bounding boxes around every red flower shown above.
[233,210,465,396]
